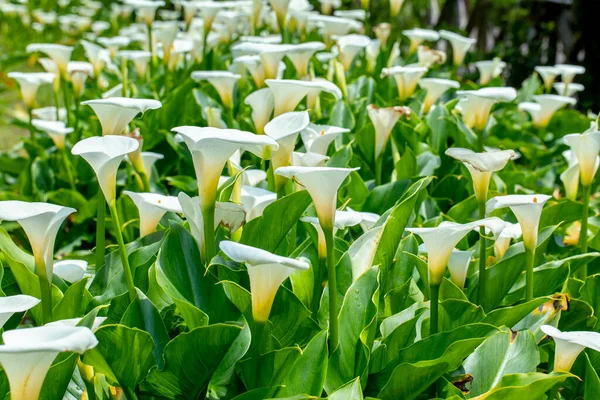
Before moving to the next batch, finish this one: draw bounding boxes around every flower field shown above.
[0,0,598,399]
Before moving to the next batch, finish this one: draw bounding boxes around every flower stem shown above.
[547,382,560,399]
[139,170,151,192]
[109,203,136,302]
[28,107,35,143]
[312,256,325,314]
[61,148,76,190]
[577,184,590,280]
[36,260,53,324]
[201,203,216,264]
[252,321,265,359]
[478,201,487,308]
[525,244,536,301]
[121,57,128,97]
[429,282,440,335]
[61,78,70,125]
[375,154,383,186]
[95,198,106,273]
[324,225,339,351]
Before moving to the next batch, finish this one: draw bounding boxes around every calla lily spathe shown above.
[244,88,274,134]
[541,325,600,372]
[72,135,140,204]
[402,28,439,53]
[439,30,475,66]
[407,217,506,285]
[535,66,560,92]
[286,42,327,78]
[292,151,330,167]
[26,43,74,77]
[0,326,98,400]
[518,95,576,128]
[554,82,584,97]
[32,107,67,122]
[98,36,131,59]
[563,130,600,187]
[560,150,589,201]
[7,72,56,109]
[192,71,241,109]
[125,0,165,25]
[456,87,517,132]
[373,23,391,49]
[335,34,370,71]
[81,97,162,135]
[31,119,73,149]
[419,244,473,289]
[555,64,585,86]
[301,210,362,258]
[0,295,40,329]
[418,78,460,114]
[300,123,348,155]
[241,186,277,221]
[53,259,88,283]
[265,78,342,116]
[275,166,358,229]
[494,222,522,260]
[445,147,515,202]
[264,111,311,191]
[474,58,506,85]
[124,191,182,237]
[81,40,111,77]
[220,240,309,322]
[381,65,428,102]
[368,104,411,160]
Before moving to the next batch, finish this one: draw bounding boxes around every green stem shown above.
[109,203,136,302]
[577,184,590,280]
[148,24,156,68]
[139,170,151,192]
[312,256,325,314]
[61,78,70,125]
[28,108,35,143]
[121,57,128,97]
[324,225,339,351]
[53,85,60,120]
[74,100,80,142]
[430,283,440,335]
[525,245,536,301]
[478,201,486,308]
[201,203,216,264]
[61,148,76,190]
[252,321,265,359]
[36,261,53,324]
[546,382,560,400]
[95,198,106,273]
[375,154,383,186]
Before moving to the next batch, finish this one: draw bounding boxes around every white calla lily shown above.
[81,40,111,77]
[231,42,290,80]
[53,260,88,283]
[381,65,428,102]
[518,95,576,128]
[141,151,164,180]
[234,55,266,87]
[418,78,460,114]
[368,104,411,160]
[445,147,515,203]
[0,295,40,329]
[455,87,517,132]
[403,28,439,53]
[32,107,67,122]
[72,136,140,204]
[348,225,384,282]
[269,0,291,31]
[439,30,476,66]
[125,0,165,25]
[98,36,131,59]
[535,66,561,92]
[302,209,363,259]
[241,186,277,221]
[563,131,600,187]
[541,325,600,372]
[389,0,405,17]
[265,111,311,192]
[265,78,342,116]
[555,64,585,86]
[554,82,584,97]
[244,88,274,134]
[416,45,446,68]
[7,72,55,109]
[26,43,74,77]
[81,97,162,135]
[419,244,473,289]
[292,151,330,167]
[0,326,98,400]
[286,42,326,78]
[494,222,522,260]
[300,123,348,155]
[118,50,152,77]
[124,191,182,237]
[31,119,73,149]
[336,34,370,71]
[560,150,586,201]
[220,240,309,322]
[191,71,241,109]
[373,23,391,49]
[474,58,506,85]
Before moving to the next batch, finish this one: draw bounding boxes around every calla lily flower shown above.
[368,104,412,160]
[563,130,600,187]
[389,0,405,17]
[244,88,274,134]
[53,260,88,283]
[124,191,182,237]
[300,123,348,155]
[373,23,391,49]
[417,46,446,68]
[406,217,506,286]
[560,150,588,201]
[486,194,551,251]
[81,97,162,135]
[518,95,576,128]
[381,65,428,102]
[265,78,342,116]
[418,78,460,114]
[241,186,277,221]
[234,55,266,87]
[7,72,55,109]
[475,58,506,85]
[269,0,291,31]
[348,226,384,282]
[365,39,380,73]
[555,64,585,86]
[554,82,584,97]
[220,240,309,322]
[358,211,379,232]
[275,166,358,229]
[68,62,94,99]
[310,14,363,45]
[72,136,139,204]
[403,28,439,53]
[119,50,153,77]
[541,325,600,372]
[286,42,326,78]
[26,43,74,77]
[0,326,98,400]
[141,151,164,181]
[292,151,330,167]
[419,244,473,289]
[535,66,561,92]
[494,222,522,260]
[335,34,371,71]
[231,42,290,80]
[98,36,131,59]
[32,107,67,122]
[125,0,165,25]
[301,209,362,259]
[333,9,366,20]
[455,87,517,132]
[265,111,311,192]
[439,30,476,66]
[154,25,179,63]
[191,71,241,109]
[81,40,111,77]
[445,147,515,203]
[0,295,40,329]
[31,119,73,149]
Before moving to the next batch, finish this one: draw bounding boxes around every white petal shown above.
[0,295,40,329]
[81,97,162,135]
[53,260,87,283]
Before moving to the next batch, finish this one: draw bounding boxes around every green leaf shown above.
[39,353,79,400]
[482,297,550,328]
[463,330,540,397]
[473,372,572,400]
[145,324,243,399]
[239,347,302,390]
[81,324,155,395]
[328,378,363,400]
[174,298,209,329]
[52,278,91,321]
[585,353,600,398]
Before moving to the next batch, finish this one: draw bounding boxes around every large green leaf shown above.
[52,278,91,321]
[145,324,243,399]
[239,347,302,390]
[39,353,79,400]
[328,378,363,400]
[471,372,572,400]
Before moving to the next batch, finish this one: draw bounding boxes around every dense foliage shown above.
[0,0,598,400]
